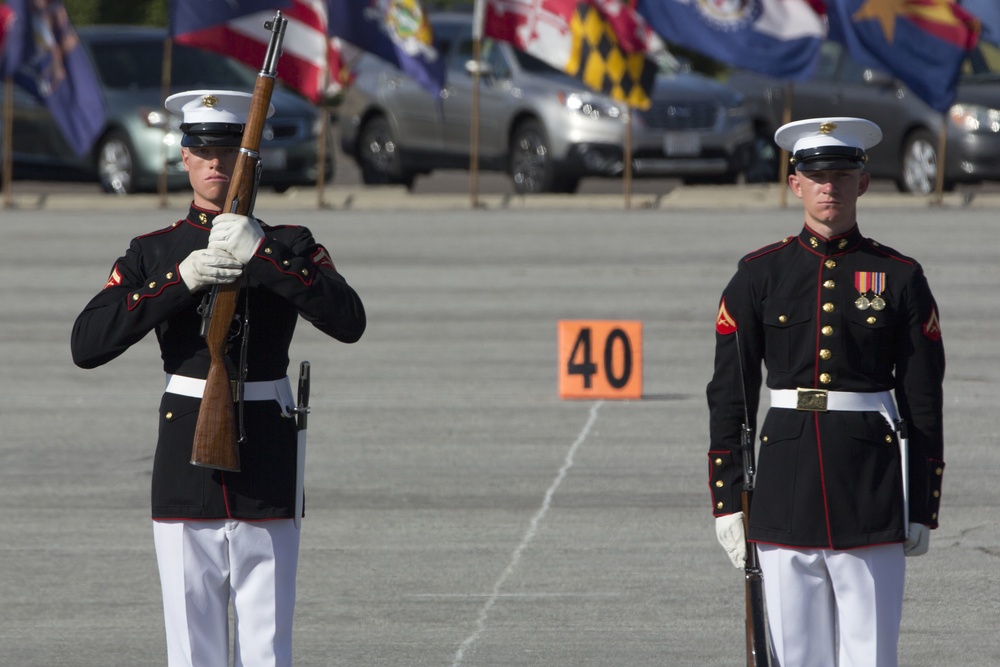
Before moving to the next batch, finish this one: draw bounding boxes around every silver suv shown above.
[338,12,756,194]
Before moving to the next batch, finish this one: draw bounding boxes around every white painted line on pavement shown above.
[450,400,604,667]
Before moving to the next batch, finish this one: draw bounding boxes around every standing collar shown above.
[798,224,864,256]
[185,203,222,229]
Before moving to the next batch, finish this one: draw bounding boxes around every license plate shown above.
[260,148,287,170]
[663,133,700,157]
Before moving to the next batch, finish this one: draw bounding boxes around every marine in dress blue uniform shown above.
[71,90,365,667]
[707,118,944,667]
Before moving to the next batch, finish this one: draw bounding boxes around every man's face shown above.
[788,167,871,234]
[182,145,239,211]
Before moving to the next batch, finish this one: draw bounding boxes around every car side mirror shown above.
[465,60,495,78]
[862,68,894,87]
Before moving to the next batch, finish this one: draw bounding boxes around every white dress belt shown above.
[165,374,295,413]
[770,388,894,413]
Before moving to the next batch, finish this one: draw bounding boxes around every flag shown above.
[0,4,14,54]
[484,0,662,109]
[960,0,1000,45]
[634,0,826,80]
[824,0,980,112]
[171,1,345,103]
[1,0,106,156]
[327,0,445,97]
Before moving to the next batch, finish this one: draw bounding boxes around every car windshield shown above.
[964,42,1000,79]
[88,39,258,91]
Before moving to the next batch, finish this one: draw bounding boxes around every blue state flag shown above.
[327,0,445,96]
[169,0,293,37]
[826,0,980,113]
[635,0,825,80]
[1,0,106,157]
[961,0,1000,46]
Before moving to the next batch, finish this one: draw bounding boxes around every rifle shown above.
[735,330,770,667]
[190,12,288,471]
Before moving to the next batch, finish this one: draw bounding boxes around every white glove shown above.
[904,523,930,557]
[715,512,746,569]
[178,248,243,293]
[209,213,264,265]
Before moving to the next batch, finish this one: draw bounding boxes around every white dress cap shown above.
[164,89,274,124]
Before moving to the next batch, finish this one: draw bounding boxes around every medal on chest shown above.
[854,271,886,311]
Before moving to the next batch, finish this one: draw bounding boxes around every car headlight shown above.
[562,92,622,120]
[949,104,1000,133]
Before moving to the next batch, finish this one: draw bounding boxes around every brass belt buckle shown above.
[796,388,828,412]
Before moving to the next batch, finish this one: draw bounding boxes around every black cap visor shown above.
[791,145,866,171]
[180,122,244,148]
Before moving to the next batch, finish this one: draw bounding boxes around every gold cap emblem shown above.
[202,95,218,108]
[819,122,837,134]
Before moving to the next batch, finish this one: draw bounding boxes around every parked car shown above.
[0,25,331,194]
[729,40,1000,194]
[338,12,756,194]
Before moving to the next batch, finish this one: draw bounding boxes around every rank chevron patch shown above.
[716,298,738,335]
[923,306,942,341]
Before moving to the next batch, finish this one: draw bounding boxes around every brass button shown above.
[931,512,937,520]
[936,467,943,475]
[715,480,724,488]
[761,436,769,443]
[778,315,788,323]
[819,349,832,360]
[825,259,837,269]
[148,281,156,289]
[283,260,290,266]
[823,302,834,313]
[301,269,309,276]
[132,294,139,301]
[166,272,174,280]
[933,490,940,498]
[867,316,877,325]
[165,411,173,420]
[822,325,834,336]
[716,501,724,510]
[885,435,893,443]
[264,247,273,254]
[714,458,723,466]
[819,373,832,384]
[823,280,835,289]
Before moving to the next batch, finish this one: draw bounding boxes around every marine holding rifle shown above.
[706,118,945,667]
[70,89,365,666]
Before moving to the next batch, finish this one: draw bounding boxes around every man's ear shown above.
[180,148,190,172]
[858,170,871,196]
[787,172,803,198]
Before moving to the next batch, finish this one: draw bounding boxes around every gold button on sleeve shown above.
[933,490,940,498]
[714,458,723,466]
[715,480,724,488]
[716,501,724,510]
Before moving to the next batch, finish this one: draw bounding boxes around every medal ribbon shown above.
[854,272,885,294]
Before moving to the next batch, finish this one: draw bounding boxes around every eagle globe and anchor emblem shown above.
[694,0,762,30]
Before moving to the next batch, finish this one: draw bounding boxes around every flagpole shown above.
[470,0,486,209]
[2,76,13,209]
[623,104,632,210]
[316,40,330,210]
[158,37,172,209]
[933,114,947,206]
[778,81,793,208]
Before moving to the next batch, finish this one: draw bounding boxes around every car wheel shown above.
[509,119,556,194]
[97,131,137,195]
[358,115,413,188]
[898,130,938,195]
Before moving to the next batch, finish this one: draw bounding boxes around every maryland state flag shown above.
[484,0,662,109]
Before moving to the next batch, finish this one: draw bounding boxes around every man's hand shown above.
[178,248,243,293]
[210,213,264,264]
[904,523,930,557]
[715,512,746,569]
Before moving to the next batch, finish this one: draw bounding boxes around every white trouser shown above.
[757,543,905,667]
[152,519,301,667]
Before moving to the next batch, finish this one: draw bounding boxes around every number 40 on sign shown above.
[558,320,642,400]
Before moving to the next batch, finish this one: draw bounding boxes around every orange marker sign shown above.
[558,320,642,399]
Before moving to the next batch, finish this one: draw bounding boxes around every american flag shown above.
[171,0,346,103]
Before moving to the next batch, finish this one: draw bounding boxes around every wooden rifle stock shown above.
[190,12,288,471]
